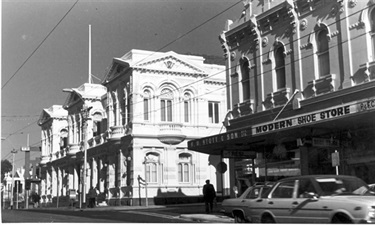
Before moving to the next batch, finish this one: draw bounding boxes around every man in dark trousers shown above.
[203,179,216,213]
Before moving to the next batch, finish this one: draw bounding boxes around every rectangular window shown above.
[161,100,166,121]
[183,164,189,182]
[167,100,172,121]
[208,102,220,124]
[178,164,182,182]
[184,101,189,123]
[146,163,157,183]
[178,163,190,182]
[161,100,173,122]
[318,52,330,77]
[144,98,149,121]
[113,103,117,126]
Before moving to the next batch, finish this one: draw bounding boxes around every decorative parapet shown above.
[88,134,107,148]
[88,138,94,148]
[157,123,186,145]
[39,155,51,165]
[233,99,255,118]
[95,135,104,145]
[307,74,336,97]
[357,61,375,84]
[109,126,125,140]
[263,88,291,109]
[67,143,80,156]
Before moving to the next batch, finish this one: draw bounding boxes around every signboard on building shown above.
[223,150,256,159]
[332,151,340,167]
[188,98,375,149]
[68,189,76,200]
[312,138,339,147]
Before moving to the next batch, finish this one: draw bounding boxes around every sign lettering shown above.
[187,98,375,148]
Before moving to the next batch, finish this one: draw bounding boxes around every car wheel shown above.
[332,214,352,223]
[261,215,275,223]
[234,213,246,223]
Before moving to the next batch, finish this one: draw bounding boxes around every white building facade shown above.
[37,50,229,207]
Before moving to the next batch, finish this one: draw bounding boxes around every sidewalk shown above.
[27,203,234,223]
[179,213,234,223]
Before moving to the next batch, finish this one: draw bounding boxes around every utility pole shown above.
[10,149,17,209]
[81,105,92,209]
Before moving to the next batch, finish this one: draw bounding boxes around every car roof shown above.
[276,175,361,182]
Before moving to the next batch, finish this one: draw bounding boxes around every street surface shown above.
[1,203,234,223]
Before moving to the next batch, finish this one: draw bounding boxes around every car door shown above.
[289,178,329,223]
[266,180,298,223]
[240,186,261,212]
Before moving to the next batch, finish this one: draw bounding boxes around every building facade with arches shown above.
[188,0,375,197]
[37,50,229,207]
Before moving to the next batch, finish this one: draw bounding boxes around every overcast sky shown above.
[1,0,243,169]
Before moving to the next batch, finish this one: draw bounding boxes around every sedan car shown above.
[246,175,375,223]
[221,184,272,223]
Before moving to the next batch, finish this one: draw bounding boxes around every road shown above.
[2,203,233,223]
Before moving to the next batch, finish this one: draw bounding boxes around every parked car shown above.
[221,183,273,223]
[245,175,375,223]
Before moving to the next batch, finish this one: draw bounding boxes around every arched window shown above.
[317,29,330,77]
[275,46,286,89]
[143,90,151,121]
[240,58,250,100]
[145,152,159,183]
[184,93,191,123]
[160,89,173,122]
[178,153,191,183]
[93,112,103,136]
[60,128,68,149]
[370,8,375,61]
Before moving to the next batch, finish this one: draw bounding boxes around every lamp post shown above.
[81,105,92,208]
[10,149,17,209]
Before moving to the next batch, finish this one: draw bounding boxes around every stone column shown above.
[118,150,124,199]
[99,158,105,192]
[73,165,79,193]
[61,168,66,196]
[52,167,57,197]
[56,167,61,197]
[40,176,46,204]
[92,158,98,189]
[68,166,74,191]
[108,156,116,198]
[46,169,52,203]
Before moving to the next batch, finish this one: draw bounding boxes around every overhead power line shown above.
[2,0,79,89]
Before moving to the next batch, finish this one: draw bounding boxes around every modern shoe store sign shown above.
[253,98,375,135]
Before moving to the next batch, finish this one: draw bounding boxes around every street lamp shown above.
[10,149,17,209]
[81,105,92,208]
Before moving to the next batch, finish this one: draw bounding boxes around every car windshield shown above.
[315,177,370,196]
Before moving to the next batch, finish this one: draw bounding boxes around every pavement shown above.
[26,203,234,223]
[179,213,234,223]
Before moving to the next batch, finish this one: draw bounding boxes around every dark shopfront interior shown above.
[233,124,375,196]
[189,110,375,197]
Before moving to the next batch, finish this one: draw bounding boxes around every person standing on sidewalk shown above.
[88,187,97,208]
[203,179,216,213]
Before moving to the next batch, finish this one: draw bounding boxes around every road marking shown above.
[124,210,192,221]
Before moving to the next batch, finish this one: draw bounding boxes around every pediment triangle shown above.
[38,110,51,125]
[63,92,82,109]
[135,53,206,74]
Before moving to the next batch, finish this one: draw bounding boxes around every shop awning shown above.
[188,98,375,155]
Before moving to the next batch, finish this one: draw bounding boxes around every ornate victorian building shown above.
[188,0,375,196]
[37,50,229,206]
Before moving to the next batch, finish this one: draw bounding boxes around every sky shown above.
[1,0,244,170]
